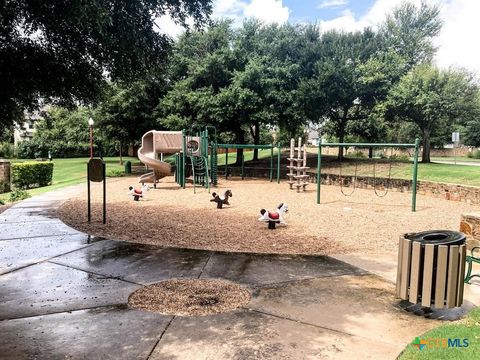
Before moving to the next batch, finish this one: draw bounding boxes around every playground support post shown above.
[317,144,322,204]
[412,138,420,212]
[225,147,228,179]
[181,130,186,188]
[277,144,281,184]
[269,145,273,182]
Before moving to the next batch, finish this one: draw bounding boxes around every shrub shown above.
[0,142,15,158]
[11,162,54,189]
[389,154,410,162]
[351,150,366,158]
[0,198,5,205]
[9,188,31,202]
[467,150,480,159]
[106,169,125,177]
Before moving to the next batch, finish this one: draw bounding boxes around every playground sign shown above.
[87,158,106,224]
[452,132,460,143]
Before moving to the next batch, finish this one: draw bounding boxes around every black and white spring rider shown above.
[258,203,288,229]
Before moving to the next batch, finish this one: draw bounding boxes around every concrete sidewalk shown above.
[0,186,473,359]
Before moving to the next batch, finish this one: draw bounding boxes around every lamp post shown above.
[88,117,94,158]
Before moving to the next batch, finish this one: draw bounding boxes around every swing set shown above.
[316,139,421,212]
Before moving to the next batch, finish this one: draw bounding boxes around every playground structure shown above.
[287,138,309,192]
[138,128,281,193]
[315,139,421,211]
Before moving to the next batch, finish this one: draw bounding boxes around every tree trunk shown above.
[235,129,245,165]
[422,130,431,163]
[368,147,373,159]
[253,122,260,161]
[337,109,349,160]
[119,142,123,165]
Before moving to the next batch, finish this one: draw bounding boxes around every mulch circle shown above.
[128,279,251,316]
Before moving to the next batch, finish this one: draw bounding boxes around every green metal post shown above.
[277,143,281,184]
[174,154,178,183]
[412,138,420,212]
[269,145,273,182]
[182,130,186,188]
[241,152,245,180]
[317,144,322,204]
[225,147,228,179]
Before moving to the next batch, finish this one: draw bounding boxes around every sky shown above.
[156,0,479,74]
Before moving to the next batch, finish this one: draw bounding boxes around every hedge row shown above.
[16,139,123,159]
[11,162,54,189]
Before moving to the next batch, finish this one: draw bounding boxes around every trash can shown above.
[396,230,466,309]
[124,160,132,174]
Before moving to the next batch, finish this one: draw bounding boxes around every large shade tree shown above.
[0,0,212,130]
[380,1,442,68]
[384,64,479,162]
[298,29,379,159]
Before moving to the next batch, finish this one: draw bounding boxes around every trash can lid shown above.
[405,230,465,246]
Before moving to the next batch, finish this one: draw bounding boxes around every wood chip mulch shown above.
[58,177,478,255]
[128,279,251,316]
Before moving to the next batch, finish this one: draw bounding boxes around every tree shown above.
[159,21,313,162]
[0,0,212,130]
[17,106,116,158]
[96,79,168,163]
[299,29,379,158]
[384,64,479,162]
[380,1,442,68]
[464,118,480,147]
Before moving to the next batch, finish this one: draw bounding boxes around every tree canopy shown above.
[384,65,479,162]
[0,0,212,128]
[6,0,480,164]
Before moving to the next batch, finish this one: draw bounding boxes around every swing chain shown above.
[339,157,358,196]
[373,148,393,198]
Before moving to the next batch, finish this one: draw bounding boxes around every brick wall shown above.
[0,159,11,193]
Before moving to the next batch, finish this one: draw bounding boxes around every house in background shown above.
[13,110,42,147]
[307,128,320,146]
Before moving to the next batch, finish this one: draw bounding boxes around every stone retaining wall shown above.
[0,159,11,193]
[222,168,480,206]
[308,172,480,206]
[460,213,480,248]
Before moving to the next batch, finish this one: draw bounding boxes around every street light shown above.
[88,117,94,159]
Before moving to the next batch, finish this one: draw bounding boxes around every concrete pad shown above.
[333,251,480,306]
[0,206,60,223]
[0,220,82,240]
[0,234,99,274]
[150,309,400,359]
[11,200,64,208]
[248,274,438,348]
[201,252,365,286]
[0,306,171,360]
[52,240,211,285]
[331,251,398,283]
[0,262,139,320]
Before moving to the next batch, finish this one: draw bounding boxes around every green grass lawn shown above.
[215,148,279,166]
[0,157,137,201]
[431,156,480,163]
[398,307,480,360]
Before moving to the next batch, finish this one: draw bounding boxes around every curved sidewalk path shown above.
[0,185,476,359]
